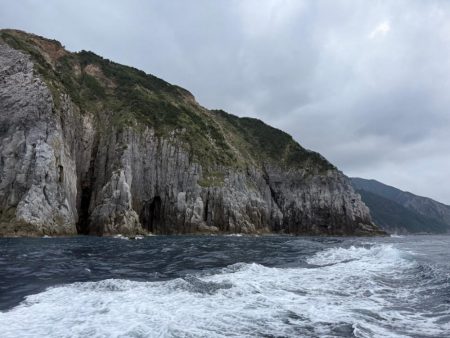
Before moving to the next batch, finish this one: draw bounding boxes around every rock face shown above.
[0,30,383,236]
[0,42,77,235]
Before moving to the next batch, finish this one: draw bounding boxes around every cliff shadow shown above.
[76,185,92,235]
[139,196,162,233]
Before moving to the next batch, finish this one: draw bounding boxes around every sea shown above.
[0,234,449,337]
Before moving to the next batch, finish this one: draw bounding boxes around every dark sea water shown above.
[0,234,449,337]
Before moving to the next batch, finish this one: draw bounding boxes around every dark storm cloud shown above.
[1,0,449,203]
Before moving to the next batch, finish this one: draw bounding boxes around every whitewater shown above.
[0,235,449,337]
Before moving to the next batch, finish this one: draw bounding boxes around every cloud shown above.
[369,21,391,39]
[0,0,449,203]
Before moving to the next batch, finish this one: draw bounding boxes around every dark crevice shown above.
[262,167,283,211]
[139,196,162,233]
[203,192,209,222]
[58,165,64,183]
[77,186,92,235]
[262,166,284,232]
[42,186,51,205]
[76,139,98,235]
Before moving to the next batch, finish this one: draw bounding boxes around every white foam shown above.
[112,234,129,240]
[0,244,447,338]
[306,244,407,267]
[390,234,405,238]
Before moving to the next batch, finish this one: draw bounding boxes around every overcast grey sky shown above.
[1,0,450,203]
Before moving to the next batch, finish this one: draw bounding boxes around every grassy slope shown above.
[0,29,334,175]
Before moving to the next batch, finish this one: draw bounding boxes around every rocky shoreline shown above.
[0,30,384,237]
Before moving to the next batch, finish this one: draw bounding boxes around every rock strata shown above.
[0,30,384,236]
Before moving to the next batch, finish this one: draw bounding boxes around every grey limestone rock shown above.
[0,39,383,236]
[0,44,77,235]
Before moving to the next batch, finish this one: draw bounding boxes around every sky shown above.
[1,0,450,204]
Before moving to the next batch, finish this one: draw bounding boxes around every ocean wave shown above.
[0,244,448,337]
[306,244,409,267]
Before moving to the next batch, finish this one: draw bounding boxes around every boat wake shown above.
[0,244,448,337]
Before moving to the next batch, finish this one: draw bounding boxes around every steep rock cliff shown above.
[0,30,383,236]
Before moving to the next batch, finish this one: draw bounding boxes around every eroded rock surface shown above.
[0,32,383,236]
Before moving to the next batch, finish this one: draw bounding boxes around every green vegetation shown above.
[0,29,336,174]
[212,110,335,171]
[198,171,225,187]
[0,30,66,109]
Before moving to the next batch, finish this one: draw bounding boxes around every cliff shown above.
[352,178,450,234]
[0,29,383,236]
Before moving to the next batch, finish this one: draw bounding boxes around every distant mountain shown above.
[352,178,450,234]
[355,189,449,234]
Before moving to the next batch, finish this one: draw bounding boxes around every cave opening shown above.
[140,196,162,233]
[77,186,92,235]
